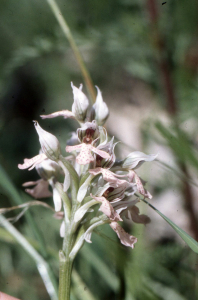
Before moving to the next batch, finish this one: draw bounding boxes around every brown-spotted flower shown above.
[66,121,110,165]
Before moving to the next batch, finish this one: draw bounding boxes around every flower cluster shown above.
[18,83,157,251]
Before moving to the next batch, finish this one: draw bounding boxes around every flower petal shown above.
[122,151,158,170]
[53,188,62,212]
[89,168,128,188]
[110,222,137,248]
[75,144,94,165]
[40,110,75,119]
[91,146,110,159]
[66,144,82,153]
[127,205,151,224]
[74,199,98,222]
[24,179,52,199]
[77,174,94,202]
[18,153,47,170]
[134,173,152,199]
[84,219,105,243]
[22,180,42,187]
[91,194,122,221]
[60,221,65,238]
[112,198,139,215]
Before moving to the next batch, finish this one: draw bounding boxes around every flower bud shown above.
[122,151,158,170]
[77,121,99,144]
[91,86,109,125]
[71,82,89,122]
[33,121,61,161]
[36,158,61,180]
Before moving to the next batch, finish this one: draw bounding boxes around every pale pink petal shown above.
[66,144,82,153]
[76,145,94,165]
[110,222,137,248]
[24,179,52,199]
[89,167,102,176]
[18,153,47,170]
[90,194,122,221]
[89,168,128,186]
[40,110,75,119]
[127,170,135,182]
[91,146,110,159]
[135,174,152,199]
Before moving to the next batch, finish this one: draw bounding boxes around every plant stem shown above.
[59,251,73,300]
[45,0,96,103]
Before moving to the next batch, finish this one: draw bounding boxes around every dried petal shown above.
[23,179,52,199]
[110,222,137,248]
[127,205,151,224]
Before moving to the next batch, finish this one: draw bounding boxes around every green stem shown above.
[45,0,96,103]
[59,251,73,300]
[58,182,80,299]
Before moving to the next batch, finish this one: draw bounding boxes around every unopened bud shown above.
[34,121,61,161]
[71,82,89,122]
[36,158,61,180]
[91,86,109,126]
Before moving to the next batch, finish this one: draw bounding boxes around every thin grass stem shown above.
[45,0,96,103]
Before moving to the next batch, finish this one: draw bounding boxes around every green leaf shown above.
[141,198,198,254]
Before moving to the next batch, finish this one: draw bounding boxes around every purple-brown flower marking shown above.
[66,144,110,165]
[18,153,47,170]
[110,222,137,248]
[77,121,99,143]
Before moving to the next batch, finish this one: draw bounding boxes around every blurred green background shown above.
[0,0,198,299]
